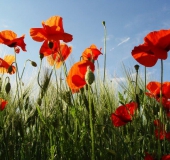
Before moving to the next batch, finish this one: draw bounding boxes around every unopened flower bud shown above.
[31,61,37,67]
[40,53,44,60]
[5,82,11,94]
[102,21,106,26]
[48,41,54,49]
[14,47,20,54]
[134,64,140,72]
[85,66,95,85]
[7,66,13,74]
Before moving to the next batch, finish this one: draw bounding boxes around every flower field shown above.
[0,15,170,160]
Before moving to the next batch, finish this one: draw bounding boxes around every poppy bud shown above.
[134,64,140,72]
[31,61,37,67]
[102,21,106,26]
[48,41,54,49]
[7,65,13,74]
[5,82,11,94]
[14,47,20,54]
[40,53,44,60]
[85,66,95,85]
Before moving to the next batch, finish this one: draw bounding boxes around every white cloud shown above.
[109,37,130,51]
[117,37,130,46]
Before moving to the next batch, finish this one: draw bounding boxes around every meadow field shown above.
[0,16,170,160]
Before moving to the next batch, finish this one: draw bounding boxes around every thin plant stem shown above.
[159,59,163,121]
[102,21,107,83]
[158,59,164,159]
[88,84,95,160]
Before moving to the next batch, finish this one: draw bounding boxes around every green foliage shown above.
[0,65,170,160]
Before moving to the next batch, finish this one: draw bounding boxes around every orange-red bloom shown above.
[154,119,170,141]
[0,55,16,74]
[111,102,138,127]
[66,60,95,93]
[162,155,170,160]
[154,119,166,140]
[146,81,170,101]
[40,40,72,68]
[0,30,26,51]
[146,81,170,118]
[46,43,72,68]
[30,16,73,43]
[144,153,170,160]
[81,44,102,61]
[132,29,170,67]
[132,43,158,67]
[144,152,154,160]
[0,98,7,111]
[40,40,60,57]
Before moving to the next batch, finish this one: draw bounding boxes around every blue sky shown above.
[0,1,170,83]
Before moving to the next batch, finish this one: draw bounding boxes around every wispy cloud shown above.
[110,37,130,51]
[117,37,130,46]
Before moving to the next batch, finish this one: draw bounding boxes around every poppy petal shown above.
[132,44,158,67]
[0,98,7,111]
[0,30,17,42]
[30,28,47,42]
[146,81,161,96]
[72,75,86,87]
[66,60,95,92]
[111,102,137,127]
[144,29,170,50]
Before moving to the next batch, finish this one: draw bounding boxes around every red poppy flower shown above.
[110,102,138,127]
[154,119,166,140]
[30,16,73,43]
[166,132,170,141]
[47,43,72,68]
[40,40,60,57]
[132,29,170,67]
[144,152,154,160]
[146,81,170,101]
[0,98,7,111]
[132,43,158,67]
[144,152,170,160]
[66,60,95,93]
[0,30,26,51]
[161,155,170,160]
[81,44,102,61]
[0,55,16,74]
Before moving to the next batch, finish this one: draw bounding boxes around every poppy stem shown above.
[158,59,164,159]
[88,84,95,160]
[37,58,43,89]
[102,21,107,83]
[159,60,163,120]
[20,59,34,80]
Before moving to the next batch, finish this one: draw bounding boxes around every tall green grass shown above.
[1,61,169,160]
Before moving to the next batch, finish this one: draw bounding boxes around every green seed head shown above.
[31,61,37,67]
[102,21,106,26]
[5,82,11,94]
[134,64,140,72]
[85,66,95,85]
[40,53,44,60]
